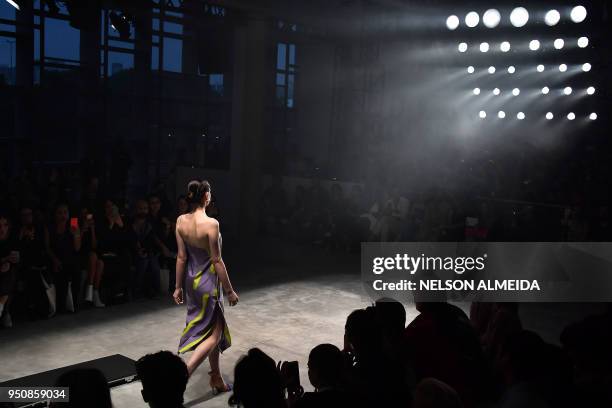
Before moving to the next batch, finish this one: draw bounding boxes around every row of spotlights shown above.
[478,111,597,120]
[458,37,589,53]
[472,87,595,96]
[447,6,587,30]
[466,64,592,73]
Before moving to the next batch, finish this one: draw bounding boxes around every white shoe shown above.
[93,290,105,308]
[85,284,94,302]
[46,284,57,318]
[1,311,12,328]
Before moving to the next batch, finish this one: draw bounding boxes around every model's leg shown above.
[186,316,224,376]
[209,345,221,374]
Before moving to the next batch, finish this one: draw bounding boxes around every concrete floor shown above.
[0,273,387,407]
[0,239,601,407]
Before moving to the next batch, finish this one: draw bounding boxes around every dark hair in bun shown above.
[187,180,211,206]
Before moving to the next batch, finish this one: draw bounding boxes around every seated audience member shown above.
[496,330,557,408]
[405,301,492,407]
[470,302,522,358]
[45,204,81,314]
[79,207,104,307]
[229,348,287,408]
[0,212,19,328]
[413,378,463,408]
[149,194,176,293]
[561,312,612,406]
[97,198,130,302]
[131,199,161,298]
[135,351,189,408]
[344,308,411,407]
[294,344,356,408]
[50,368,112,408]
[17,205,49,318]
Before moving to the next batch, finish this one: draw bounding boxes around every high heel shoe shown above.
[208,370,231,395]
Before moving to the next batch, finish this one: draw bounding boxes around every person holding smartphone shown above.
[174,180,238,393]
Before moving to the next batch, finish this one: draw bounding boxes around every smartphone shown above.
[282,361,300,390]
[70,217,79,229]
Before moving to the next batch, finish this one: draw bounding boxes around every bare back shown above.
[177,211,220,254]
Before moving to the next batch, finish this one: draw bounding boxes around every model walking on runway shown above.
[173,180,239,394]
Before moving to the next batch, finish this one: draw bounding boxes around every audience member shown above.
[44,204,81,314]
[135,350,189,408]
[50,368,112,408]
[0,212,19,328]
[229,348,286,408]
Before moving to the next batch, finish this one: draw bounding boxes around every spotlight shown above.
[571,6,587,23]
[467,66,475,74]
[488,66,496,74]
[537,64,545,72]
[529,40,540,51]
[567,112,576,120]
[510,7,529,27]
[589,113,597,120]
[545,9,560,26]
[458,42,468,52]
[483,9,501,28]
[554,39,564,49]
[512,88,520,96]
[517,112,525,120]
[577,37,589,48]
[109,11,132,40]
[564,86,572,95]
[582,63,591,72]
[446,15,460,30]
[507,66,515,74]
[587,86,595,95]
[500,41,511,52]
[473,88,481,95]
[542,86,550,94]
[5,0,20,10]
[559,64,567,72]
[546,112,553,120]
[498,111,506,119]
[465,11,479,28]
[479,110,487,119]
[493,88,501,95]
[480,42,489,53]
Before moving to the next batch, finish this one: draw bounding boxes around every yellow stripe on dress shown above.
[193,269,204,290]
[179,323,215,353]
[182,293,210,336]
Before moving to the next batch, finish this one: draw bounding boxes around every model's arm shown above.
[173,216,187,304]
[208,220,238,305]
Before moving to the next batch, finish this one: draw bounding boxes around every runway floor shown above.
[0,239,599,407]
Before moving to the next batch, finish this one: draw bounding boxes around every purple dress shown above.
[178,243,231,354]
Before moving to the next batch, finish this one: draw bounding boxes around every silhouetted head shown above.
[51,368,112,408]
[308,343,345,389]
[229,348,285,408]
[135,351,188,408]
[413,378,463,408]
[375,298,407,339]
[187,180,212,209]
